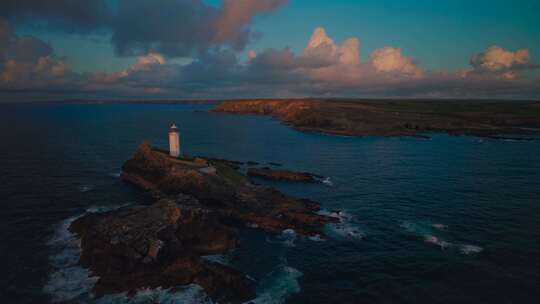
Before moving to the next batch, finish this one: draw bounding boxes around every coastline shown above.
[212,99,540,139]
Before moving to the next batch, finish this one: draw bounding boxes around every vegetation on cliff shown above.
[213,99,540,138]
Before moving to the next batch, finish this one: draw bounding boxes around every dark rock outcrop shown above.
[248,167,317,183]
[121,143,336,235]
[71,143,337,302]
[70,198,255,303]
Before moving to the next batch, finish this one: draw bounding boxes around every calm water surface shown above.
[1,103,539,303]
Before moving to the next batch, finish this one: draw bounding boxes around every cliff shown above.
[213,99,540,138]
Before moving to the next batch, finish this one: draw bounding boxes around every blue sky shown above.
[16,0,540,73]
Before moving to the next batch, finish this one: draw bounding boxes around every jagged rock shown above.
[70,198,255,303]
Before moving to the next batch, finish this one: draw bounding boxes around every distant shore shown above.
[212,99,540,138]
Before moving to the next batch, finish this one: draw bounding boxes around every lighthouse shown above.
[169,123,181,157]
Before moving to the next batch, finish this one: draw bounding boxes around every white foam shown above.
[325,223,365,240]
[95,285,213,304]
[43,216,99,303]
[424,235,452,250]
[401,221,484,255]
[202,254,230,266]
[321,177,333,187]
[431,223,448,231]
[400,221,427,235]
[78,184,95,192]
[109,172,121,178]
[249,265,303,304]
[317,209,351,221]
[265,229,298,247]
[246,223,259,228]
[86,203,131,213]
[279,229,297,247]
[308,234,325,242]
[459,244,484,255]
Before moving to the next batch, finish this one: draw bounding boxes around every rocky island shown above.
[213,99,540,138]
[69,143,337,303]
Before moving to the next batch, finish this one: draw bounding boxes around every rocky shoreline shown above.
[69,143,337,303]
[213,99,540,138]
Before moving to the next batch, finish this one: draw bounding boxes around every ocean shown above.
[1,103,540,303]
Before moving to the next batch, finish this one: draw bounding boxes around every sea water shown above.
[1,103,540,303]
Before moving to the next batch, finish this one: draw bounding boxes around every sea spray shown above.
[250,265,303,304]
[319,209,365,240]
[95,285,213,304]
[459,244,484,255]
[267,229,298,247]
[401,221,483,254]
[43,216,98,303]
[78,184,95,193]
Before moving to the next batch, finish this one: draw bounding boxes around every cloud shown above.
[0,0,109,33]
[0,0,288,57]
[0,19,74,91]
[1,20,540,100]
[471,46,530,72]
[214,0,288,44]
[370,47,423,77]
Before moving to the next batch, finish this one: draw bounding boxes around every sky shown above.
[1,0,539,101]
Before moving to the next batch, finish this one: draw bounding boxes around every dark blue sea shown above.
[1,103,540,304]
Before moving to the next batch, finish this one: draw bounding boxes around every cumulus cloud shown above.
[471,46,530,72]
[465,46,539,80]
[303,27,360,66]
[370,47,423,77]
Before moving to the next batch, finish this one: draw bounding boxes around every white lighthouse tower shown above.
[169,123,181,157]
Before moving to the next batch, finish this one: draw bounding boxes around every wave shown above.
[325,223,365,240]
[266,229,297,247]
[308,234,325,242]
[317,209,352,221]
[249,265,303,304]
[459,244,484,255]
[424,235,452,249]
[44,203,217,304]
[401,221,483,255]
[319,209,364,240]
[109,172,122,178]
[78,184,95,192]
[202,254,230,266]
[95,285,213,304]
[43,215,98,303]
[321,177,334,187]
[431,223,448,231]
[85,203,132,213]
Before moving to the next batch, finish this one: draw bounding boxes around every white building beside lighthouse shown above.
[169,123,181,157]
